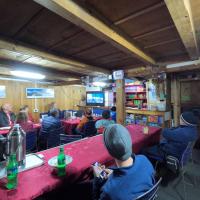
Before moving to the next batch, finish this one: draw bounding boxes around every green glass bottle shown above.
[57,147,66,177]
[6,154,18,190]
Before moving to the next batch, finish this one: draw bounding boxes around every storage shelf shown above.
[114,91,146,93]
[125,84,143,87]
[126,91,146,93]
[126,98,147,100]
[126,105,147,108]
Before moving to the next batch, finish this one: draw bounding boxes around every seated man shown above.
[41,108,62,133]
[39,108,62,148]
[143,112,198,161]
[48,102,63,119]
[0,103,16,127]
[95,110,115,133]
[93,124,155,200]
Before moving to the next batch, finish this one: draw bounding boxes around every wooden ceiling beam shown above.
[54,80,82,86]
[166,64,200,73]
[0,38,110,75]
[189,0,200,56]
[164,0,199,59]
[34,0,156,65]
[114,2,165,25]
[125,61,200,77]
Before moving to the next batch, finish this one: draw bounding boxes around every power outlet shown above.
[33,108,39,113]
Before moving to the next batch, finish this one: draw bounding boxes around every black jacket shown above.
[0,109,16,127]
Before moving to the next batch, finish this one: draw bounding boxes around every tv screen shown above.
[86,92,105,106]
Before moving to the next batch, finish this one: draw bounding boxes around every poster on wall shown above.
[26,88,54,98]
[0,86,6,98]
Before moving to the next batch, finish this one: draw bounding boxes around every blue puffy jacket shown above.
[160,125,198,159]
[41,116,62,134]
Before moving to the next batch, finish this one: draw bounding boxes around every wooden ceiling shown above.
[0,0,199,83]
[73,0,190,62]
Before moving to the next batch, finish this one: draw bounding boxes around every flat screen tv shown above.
[86,91,105,106]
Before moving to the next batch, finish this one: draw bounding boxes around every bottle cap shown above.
[14,124,20,128]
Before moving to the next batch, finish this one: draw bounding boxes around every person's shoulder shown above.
[42,116,52,122]
[95,119,102,124]
[135,155,154,172]
[53,117,61,123]
[135,155,153,165]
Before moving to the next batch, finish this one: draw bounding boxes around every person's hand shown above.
[104,168,113,178]
[92,164,113,179]
[92,165,103,178]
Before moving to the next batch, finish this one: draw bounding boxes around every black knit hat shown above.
[181,112,198,126]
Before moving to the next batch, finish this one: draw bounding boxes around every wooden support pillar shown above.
[172,76,181,126]
[116,79,126,125]
[165,74,171,111]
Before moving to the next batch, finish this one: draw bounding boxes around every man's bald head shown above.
[2,103,12,113]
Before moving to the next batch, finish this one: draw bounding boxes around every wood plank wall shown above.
[0,80,86,122]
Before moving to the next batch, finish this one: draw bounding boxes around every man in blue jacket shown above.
[144,111,198,161]
[39,108,63,149]
[93,124,155,200]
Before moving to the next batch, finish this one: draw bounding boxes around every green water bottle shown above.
[57,147,66,177]
[6,154,18,190]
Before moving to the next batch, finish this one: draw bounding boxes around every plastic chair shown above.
[180,141,200,200]
[82,120,97,137]
[26,130,37,153]
[60,134,82,145]
[135,178,162,200]
[47,126,65,148]
[167,141,198,200]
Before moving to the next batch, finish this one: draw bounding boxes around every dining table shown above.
[61,117,102,134]
[61,118,81,134]
[0,124,161,200]
[0,124,41,136]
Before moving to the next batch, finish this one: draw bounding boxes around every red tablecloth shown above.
[126,125,161,153]
[0,124,41,136]
[0,125,161,200]
[62,117,102,135]
[0,129,10,135]
[62,119,81,134]
[33,124,41,129]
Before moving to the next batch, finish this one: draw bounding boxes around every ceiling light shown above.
[10,70,45,80]
[92,81,106,87]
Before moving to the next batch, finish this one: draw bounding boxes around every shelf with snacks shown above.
[113,84,147,109]
[126,108,171,128]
